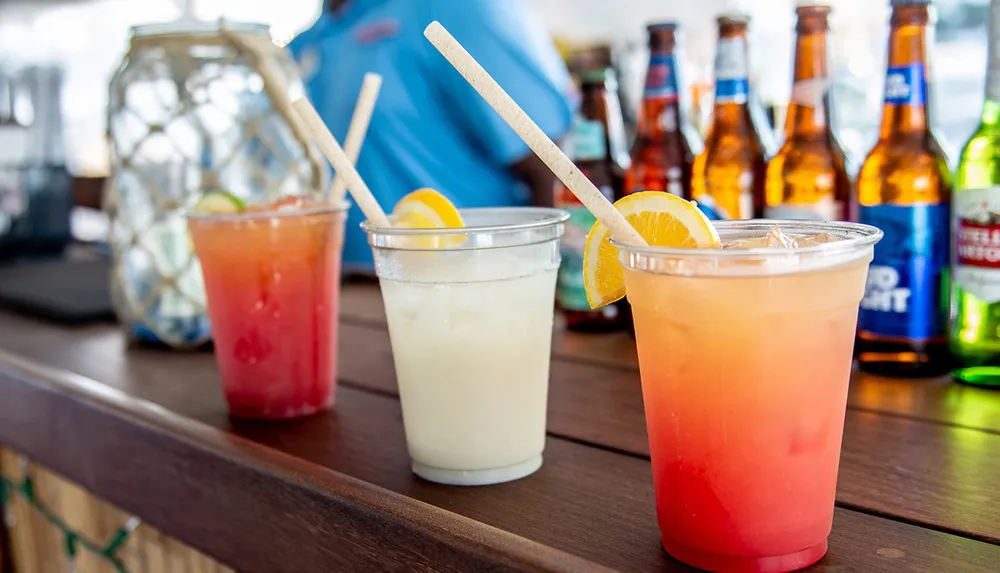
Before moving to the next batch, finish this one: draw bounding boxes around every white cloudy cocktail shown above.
[365,208,568,486]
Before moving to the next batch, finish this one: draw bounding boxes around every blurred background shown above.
[0,0,987,179]
[0,0,985,357]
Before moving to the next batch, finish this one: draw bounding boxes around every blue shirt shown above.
[289,0,574,271]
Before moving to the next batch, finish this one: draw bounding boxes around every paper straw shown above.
[292,98,392,227]
[219,23,326,192]
[423,21,646,246]
[328,73,382,202]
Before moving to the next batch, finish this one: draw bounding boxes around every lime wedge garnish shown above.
[193,191,246,214]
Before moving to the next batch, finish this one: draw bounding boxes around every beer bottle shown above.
[856,0,952,377]
[764,5,850,221]
[555,68,630,332]
[624,23,700,198]
[691,14,769,220]
[951,0,1000,387]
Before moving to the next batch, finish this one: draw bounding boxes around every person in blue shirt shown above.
[289,0,575,274]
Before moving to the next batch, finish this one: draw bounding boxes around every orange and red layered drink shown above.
[188,194,346,420]
[584,193,881,571]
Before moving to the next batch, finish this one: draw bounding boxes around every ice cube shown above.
[720,237,766,249]
[268,195,314,212]
[794,232,840,246]
[720,225,798,249]
[765,225,797,248]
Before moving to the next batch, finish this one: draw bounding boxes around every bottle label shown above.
[567,115,607,162]
[645,53,679,101]
[714,38,749,104]
[557,187,613,311]
[954,187,1000,303]
[858,203,949,340]
[883,64,927,106]
[764,199,841,221]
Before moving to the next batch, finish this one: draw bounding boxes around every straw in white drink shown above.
[329,73,382,202]
[292,98,391,227]
[422,21,646,247]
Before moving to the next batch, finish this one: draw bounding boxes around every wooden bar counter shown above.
[1,283,999,571]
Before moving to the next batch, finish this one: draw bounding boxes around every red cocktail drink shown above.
[188,201,345,419]
[619,221,881,572]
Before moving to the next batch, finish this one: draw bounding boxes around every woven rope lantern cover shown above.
[105,20,326,349]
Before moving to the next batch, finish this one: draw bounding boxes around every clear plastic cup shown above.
[616,220,882,572]
[188,203,347,420]
[364,208,569,486]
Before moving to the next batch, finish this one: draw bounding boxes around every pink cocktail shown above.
[618,221,881,572]
[188,200,346,420]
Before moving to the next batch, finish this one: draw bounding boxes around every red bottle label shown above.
[957,220,1000,268]
[954,188,1000,304]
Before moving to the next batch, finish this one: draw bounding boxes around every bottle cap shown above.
[717,12,751,26]
[647,22,678,33]
[795,4,832,16]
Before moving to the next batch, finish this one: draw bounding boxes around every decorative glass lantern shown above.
[106,21,325,348]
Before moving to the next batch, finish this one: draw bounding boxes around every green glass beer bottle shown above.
[951,0,1000,387]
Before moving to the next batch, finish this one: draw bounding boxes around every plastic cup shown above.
[616,220,882,572]
[364,208,569,486]
[188,203,347,420]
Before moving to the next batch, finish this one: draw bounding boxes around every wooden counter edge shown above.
[0,350,612,573]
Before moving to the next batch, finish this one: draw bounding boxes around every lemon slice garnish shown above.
[583,191,720,308]
[393,188,464,227]
[391,188,465,248]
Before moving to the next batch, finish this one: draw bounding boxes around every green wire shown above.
[0,472,135,571]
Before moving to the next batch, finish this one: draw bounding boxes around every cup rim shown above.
[611,219,884,259]
[361,206,570,237]
[186,200,351,223]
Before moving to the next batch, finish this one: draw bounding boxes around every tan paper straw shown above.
[423,21,646,246]
[292,98,392,227]
[219,23,326,192]
[329,73,383,202]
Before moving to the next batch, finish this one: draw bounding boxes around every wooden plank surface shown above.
[335,320,1000,543]
[0,324,998,571]
[0,309,998,570]
[848,373,1000,434]
[342,282,1000,440]
[340,285,1000,437]
[0,353,610,573]
[337,284,1000,543]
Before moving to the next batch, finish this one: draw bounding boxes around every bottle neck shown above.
[984,1,1000,123]
[579,86,607,120]
[581,84,630,165]
[713,34,750,113]
[637,49,683,137]
[711,102,754,135]
[786,30,832,139]
[880,20,930,135]
[709,32,753,137]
